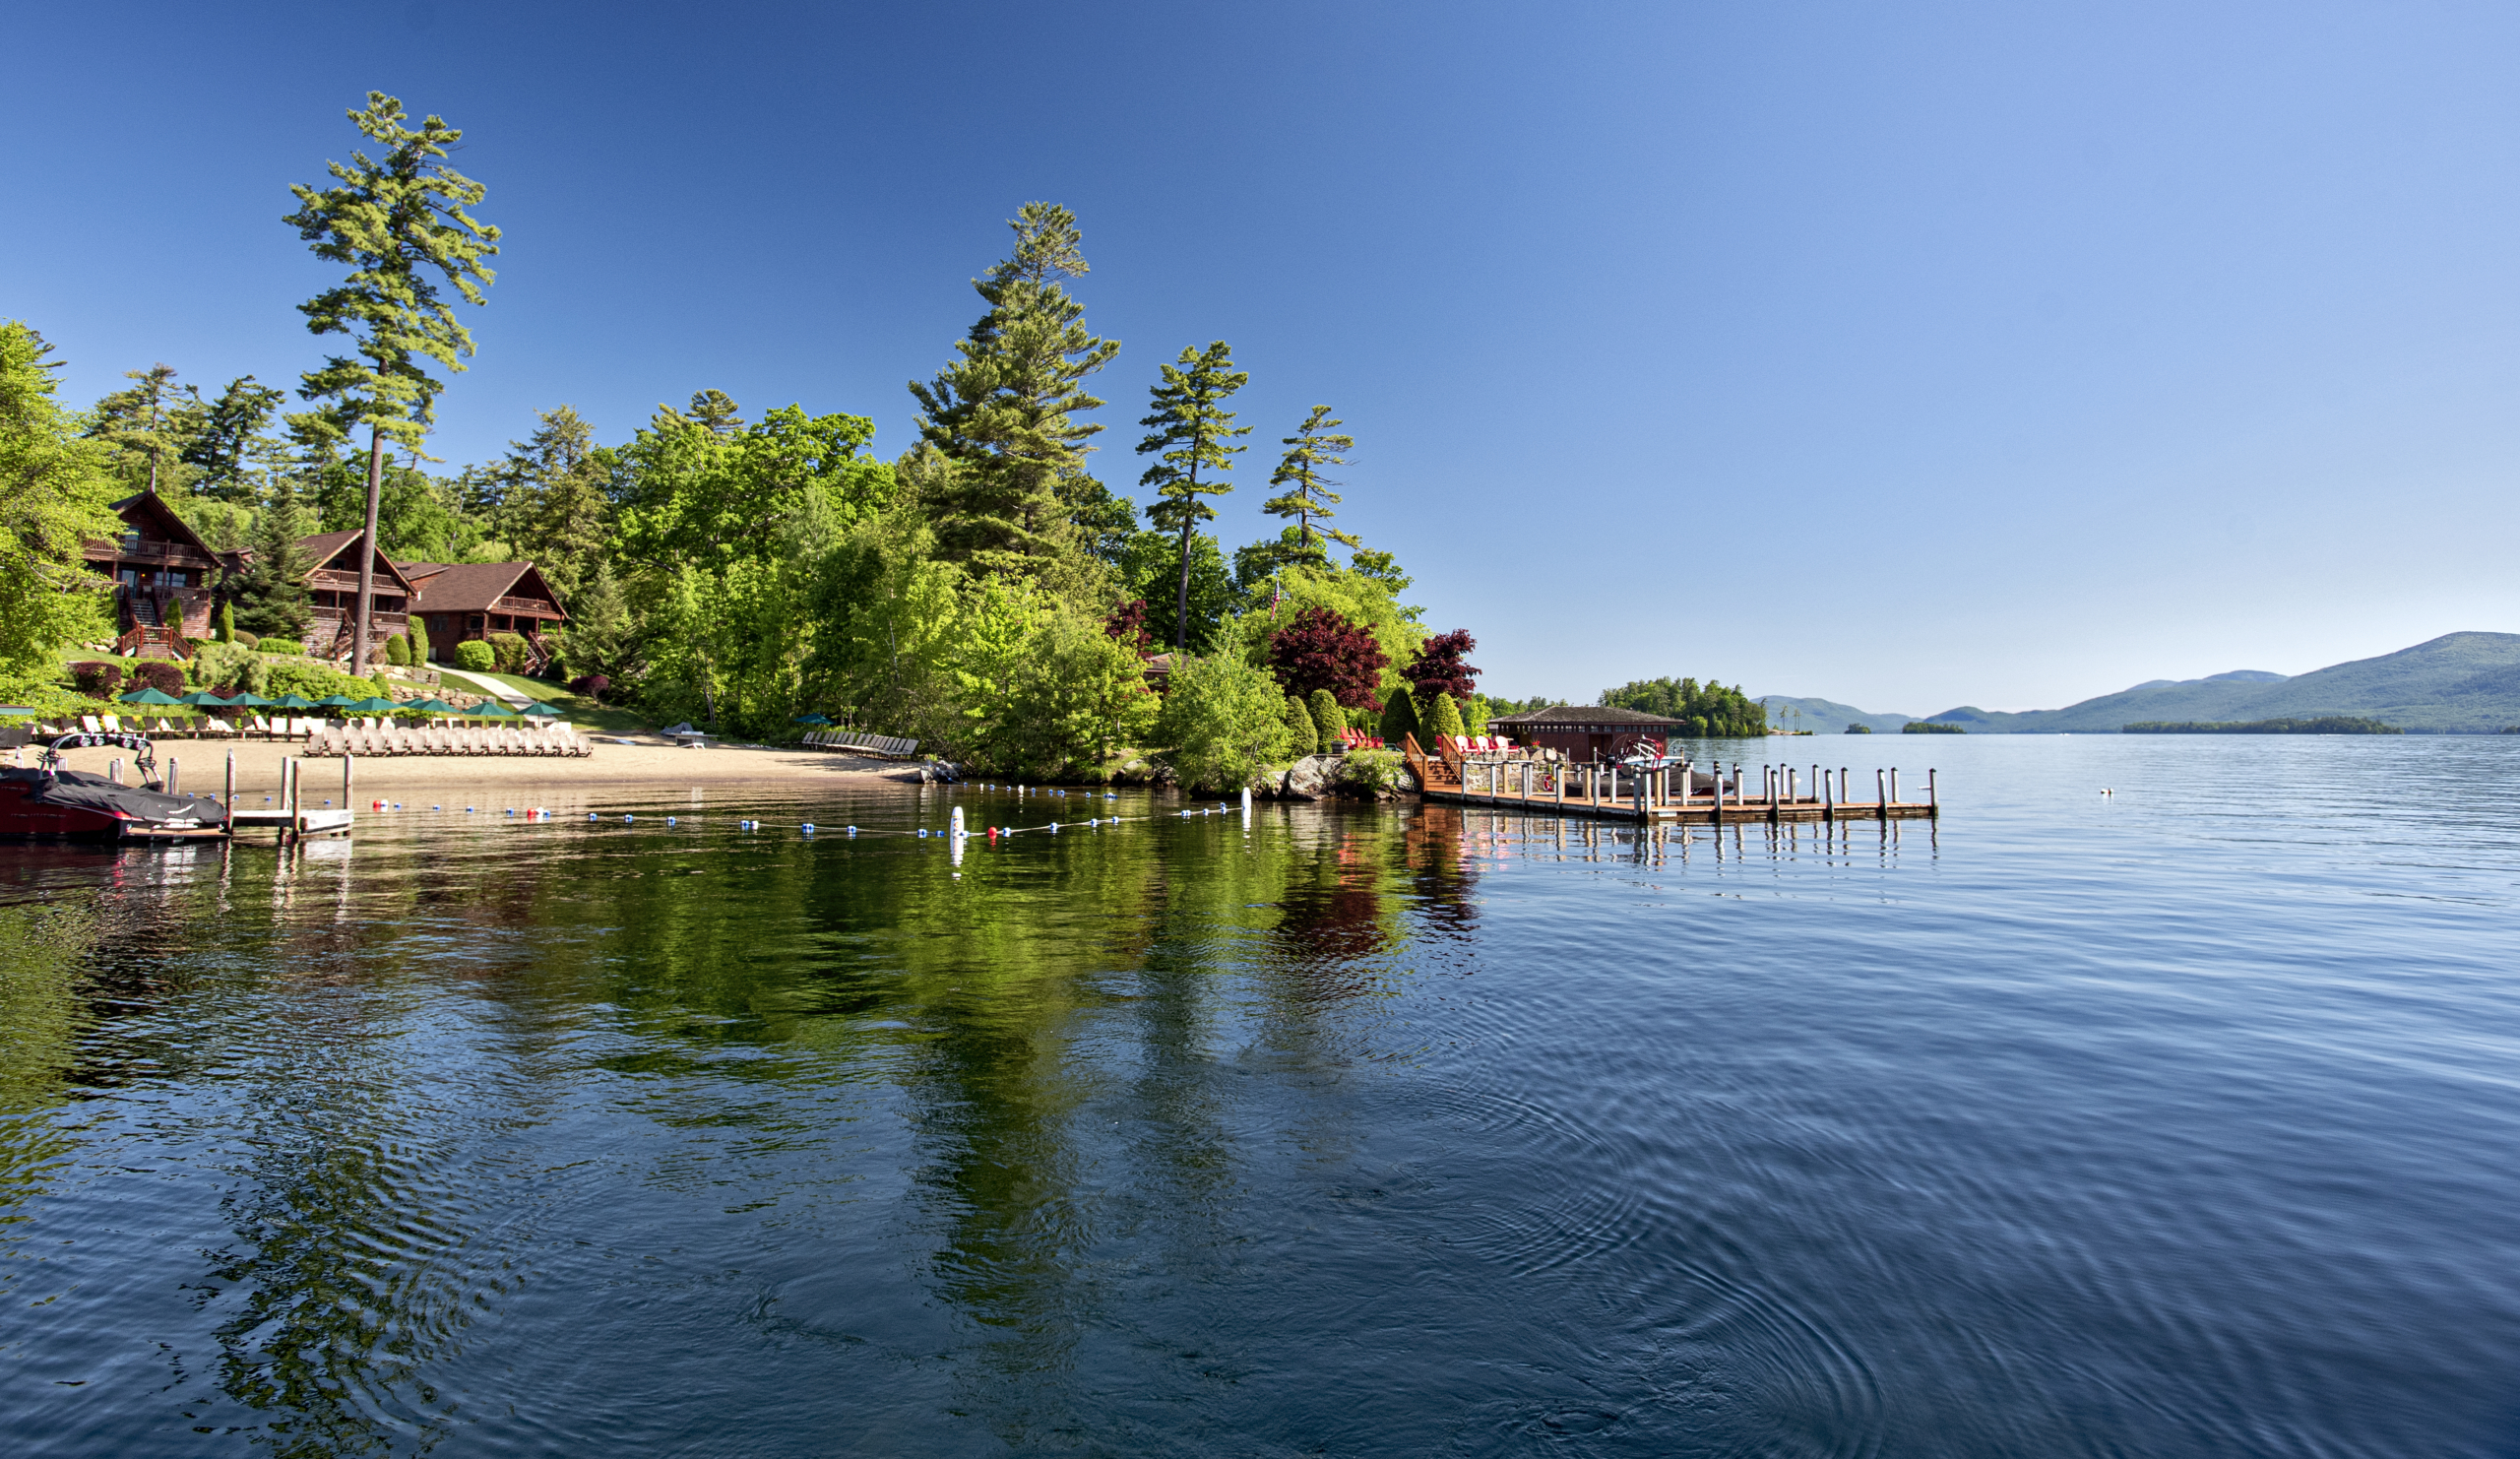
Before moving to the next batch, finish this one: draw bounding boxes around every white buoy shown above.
[1240,787,1251,812]
[950,805,966,838]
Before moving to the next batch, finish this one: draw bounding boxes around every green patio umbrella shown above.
[793,712,833,726]
[470,700,520,719]
[222,691,275,707]
[271,693,317,709]
[118,686,184,706]
[176,690,226,707]
[346,696,401,714]
[402,697,455,714]
[520,701,565,718]
[313,694,360,709]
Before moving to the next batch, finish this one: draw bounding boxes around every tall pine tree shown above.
[225,479,316,641]
[1261,404,1356,569]
[910,204,1120,580]
[493,405,608,601]
[284,92,499,672]
[1136,341,1249,654]
[181,376,285,504]
[88,363,199,496]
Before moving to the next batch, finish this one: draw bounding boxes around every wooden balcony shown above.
[87,541,220,570]
[493,596,562,617]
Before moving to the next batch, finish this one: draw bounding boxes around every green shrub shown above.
[264,658,375,703]
[1283,693,1321,757]
[1377,689,1419,747]
[384,633,410,666]
[1154,653,1292,792]
[408,613,431,665]
[188,640,268,695]
[216,602,235,643]
[454,639,495,672]
[486,632,531,673]
[257,640,304,658]
[233,629,259,648]
[1337,747,1409,794]
[1307,689,1344,748]
[1422,691,1467,741]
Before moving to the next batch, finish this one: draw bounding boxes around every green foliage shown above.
[1307,689,1344,748]
[2121,717,2401,734]
[1601,676,1767,738]
[285,93,500,456]
[1378,687,1420,747]
[383,632,410,666]
[482,405,609,603]
[1845,723,1873,733]
[1464,694,1491,734]
[1422,691,1466,740]
[182,375,286,503]
[1154,652,1292,792]
[1117,529,1231,656]
[86,363,199,496]
[453,639,494,672]
[1137,341,1250,653]
[189,640,269,695]
[1901,719,1965,733]
[947,579,1158,778]
[1283,693,1322,756]
[407,610,429,665]
[485,631,531,672]
[258,657,381,703]
[225,480,315,641]
[216,601,235,643]
[1337,747,1409,794]
[1261,404,1357,561]
[0,322,120,675]
[912,204,1120,582]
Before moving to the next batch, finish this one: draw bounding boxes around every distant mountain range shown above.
[1759,631,2520,734]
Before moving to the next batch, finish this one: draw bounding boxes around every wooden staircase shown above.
[1403,732,1462,791]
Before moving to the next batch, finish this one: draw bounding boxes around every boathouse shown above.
[399,560,569,672]
[82,492,239,659]
[1487,704,1688,762]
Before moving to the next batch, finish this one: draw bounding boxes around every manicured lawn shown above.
[460,669,659,736]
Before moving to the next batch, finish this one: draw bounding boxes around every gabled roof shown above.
[295,529,421,595]
[396,560,567,619]
[95,491,223,561]
[1487,704,1686,729]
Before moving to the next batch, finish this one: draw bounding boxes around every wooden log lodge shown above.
[84,492,567,668]
[1404,705,1938,824]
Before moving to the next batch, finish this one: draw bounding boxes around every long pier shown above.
[1415,752,1938,825]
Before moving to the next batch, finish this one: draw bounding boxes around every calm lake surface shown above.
[4,736,2518,1457]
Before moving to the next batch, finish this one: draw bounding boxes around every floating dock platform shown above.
[1415,753,1938,826]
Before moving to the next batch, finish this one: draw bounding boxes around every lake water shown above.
[3,735,2518,1457]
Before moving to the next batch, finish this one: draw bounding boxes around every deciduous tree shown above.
[284,92,500,672]
[1403,629,1480,703]
[1265,605,1388,707]
[0,322,121,677]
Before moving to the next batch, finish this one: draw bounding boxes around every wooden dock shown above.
[1406,735,1938,825]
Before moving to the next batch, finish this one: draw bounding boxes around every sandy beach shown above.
[21,732,928,795]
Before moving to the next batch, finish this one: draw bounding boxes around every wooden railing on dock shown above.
[1420,754,1939,824]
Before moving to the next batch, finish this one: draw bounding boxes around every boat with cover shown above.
[0,731,227,841]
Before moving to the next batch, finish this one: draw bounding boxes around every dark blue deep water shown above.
[3,735,2518,1456]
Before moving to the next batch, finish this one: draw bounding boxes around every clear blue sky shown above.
[11,1,2519,713]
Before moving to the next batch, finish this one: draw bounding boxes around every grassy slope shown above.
[458,669,660,736]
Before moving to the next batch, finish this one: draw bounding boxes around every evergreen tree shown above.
[1284,692,1321,756]
[1378,687,1419,748]
[1422,690,1466,741]
[182,376,286,503]
[1261,404,1356,569]
[216,601,235,643]
[88,363,200,496]
[911,203,1120,580]
[1308,689,1345,749]
[226,480,315,641]
[556,557,638,680]
[686,389,744,436]
[495,406,609,601]
[0,322,122,677]
[285,92,500,672]
[1137,341,1250,654]
[408,609,430,664]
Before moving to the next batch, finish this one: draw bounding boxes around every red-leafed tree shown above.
[1105,599,1154,656]
[1403,629,1480,702]
[1266,606,1388,707]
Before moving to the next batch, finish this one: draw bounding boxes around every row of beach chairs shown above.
[800,729,919,758]
[45,714,323,741]
[310,722,591,757]
[1332,729,1387,751]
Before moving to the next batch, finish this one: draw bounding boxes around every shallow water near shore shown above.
[4,735,2519,1456]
